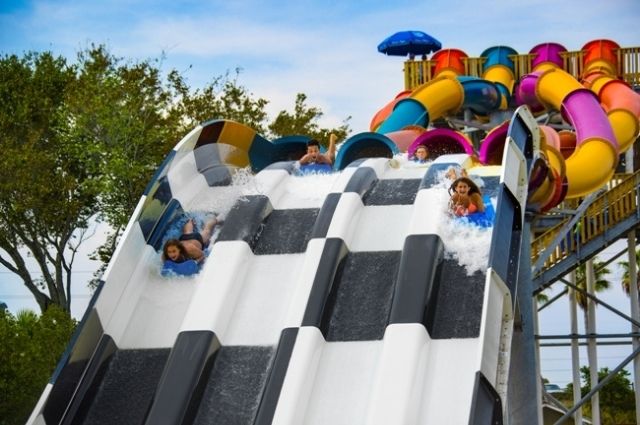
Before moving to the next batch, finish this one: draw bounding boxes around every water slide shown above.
[27,39,638,424]
[28,106,537,424]
[366,39,640,207]
[336,46,519,173]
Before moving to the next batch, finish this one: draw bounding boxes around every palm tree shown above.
[619,249,640,295]
[536,259,611,308]
[573,260,612,309]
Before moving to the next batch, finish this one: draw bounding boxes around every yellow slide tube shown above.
[410,76,465,120]
[482,64,514,109]
[536,68,582,109]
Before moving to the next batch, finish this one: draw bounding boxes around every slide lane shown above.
[581,39,640,154]
[268,155,524,424]
[26,122,322,424]
[28,122,250,424]
[146,163,339,424]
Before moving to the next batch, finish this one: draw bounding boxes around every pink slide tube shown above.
[479,121,509,164]
[514,72,544,112]
[561,89,618,151]
[529,43,567,69]
[408,128,474,159]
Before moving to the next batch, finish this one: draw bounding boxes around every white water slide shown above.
[28,109,536,425]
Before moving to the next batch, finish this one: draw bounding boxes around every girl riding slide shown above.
[449,177,485,217]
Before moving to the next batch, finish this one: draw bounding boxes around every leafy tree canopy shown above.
[0,307,76,425]
[0,46,351,312]
[560,366,637,424]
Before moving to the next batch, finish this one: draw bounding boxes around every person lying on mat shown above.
[299,133,337,166]
[449,177,485,217]
[163,217,221,264]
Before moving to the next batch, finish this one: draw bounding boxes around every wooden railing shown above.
[403,47,640,90]
[618,46,640,86]
[531,171,640,276]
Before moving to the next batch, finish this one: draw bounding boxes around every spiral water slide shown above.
[371,39,640,207]
[370,47,516,159]
[28,109,536,424]
[516,40,640,199]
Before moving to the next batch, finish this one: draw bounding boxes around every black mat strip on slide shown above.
[193,346,275,425]
[323,251,401,341]
[362,178,421,206]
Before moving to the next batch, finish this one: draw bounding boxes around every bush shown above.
[0,307,76,425]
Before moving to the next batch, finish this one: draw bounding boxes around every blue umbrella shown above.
[377,31,442,56]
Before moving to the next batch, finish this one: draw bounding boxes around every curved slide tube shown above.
[480,45,518,109]
[175,119,322,173]
[479,121,510,165]
[377,75,510,137]
[581,40,640,154]
[536,69,618,198]
[517,41,619,199]
[407,128,474,160]
[370,90,412,131]
[376,76,465,134]
[333,132,399,170]
[384,126,427,152]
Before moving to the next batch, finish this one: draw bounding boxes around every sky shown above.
[1,0,640,387]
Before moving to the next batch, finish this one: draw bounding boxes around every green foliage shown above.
[561,366,637,424]
[268,93,350,144]
[619,248,640,295]
[165,68,270,136]
[537,259,610,309]
[0,307,76,425]
[0,51,97,312]
[574,260,612,310]
[0,46,351,310]
[58,45,180,228]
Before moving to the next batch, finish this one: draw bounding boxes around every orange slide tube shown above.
[581,40,640,154]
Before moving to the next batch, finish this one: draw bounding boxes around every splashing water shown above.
[284,172,341,204]
[427,178,494,276]
[191,167,262,218]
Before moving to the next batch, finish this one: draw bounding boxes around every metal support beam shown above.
[532,192,600,274]
[508,219,541,424]
[626,230,640,425]
[537,332,640,340]
[585,259,601,424]
[559,278,640,328]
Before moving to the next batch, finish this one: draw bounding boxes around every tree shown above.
[619,248,640,295]
[0,46,352,311]
[574,260,611,310]
[165,67,270,137]
[268,93,350,144]
[562,366,637,424]
[0,307,76,425]
[536,260,611,307]
[0,52,100,313]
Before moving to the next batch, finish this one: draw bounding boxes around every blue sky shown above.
[2,0,639,131]
[1,0,640,386]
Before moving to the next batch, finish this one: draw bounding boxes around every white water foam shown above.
[426,177,494,277]
[276,171,341,209]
